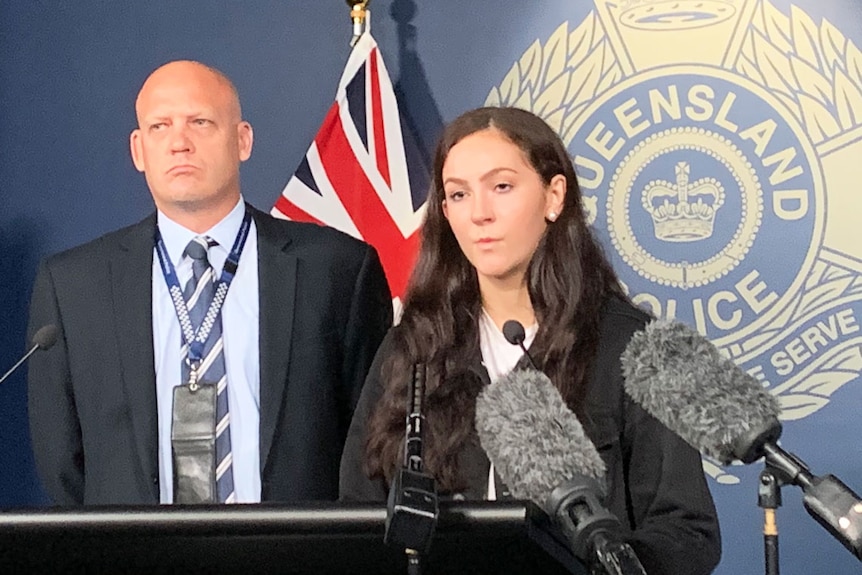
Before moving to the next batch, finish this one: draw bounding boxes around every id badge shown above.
[171,382,217,504]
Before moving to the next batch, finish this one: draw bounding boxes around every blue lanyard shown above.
[154,209,252,372]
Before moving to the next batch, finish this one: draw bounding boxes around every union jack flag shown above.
[272,32,426,311]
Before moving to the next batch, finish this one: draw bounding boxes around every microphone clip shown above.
[384,363,439,555]
[384,467,439,553]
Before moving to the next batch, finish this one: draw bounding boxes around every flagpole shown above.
[346,1,371,46]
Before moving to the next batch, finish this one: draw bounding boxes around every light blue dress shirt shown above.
[152,198,261,503]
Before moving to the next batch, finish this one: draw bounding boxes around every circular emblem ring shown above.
[568,65,826,345]
[607,126,764,288]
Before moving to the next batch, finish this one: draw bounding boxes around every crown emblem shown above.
[642,162,725,242]
[619,0,737,31]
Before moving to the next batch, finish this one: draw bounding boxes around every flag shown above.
[272,32,425,312]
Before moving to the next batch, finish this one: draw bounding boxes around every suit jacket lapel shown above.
[467,350,491,387]
[252,207,296,474]
[112,214,159,497]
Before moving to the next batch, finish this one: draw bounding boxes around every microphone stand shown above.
[758,467,783,575]
[384,364,439,575]
[734,420,862,565]
[752,442,862,572]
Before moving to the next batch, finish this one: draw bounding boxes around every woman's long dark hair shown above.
[365,107,625,492]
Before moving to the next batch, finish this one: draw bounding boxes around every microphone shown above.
[384,363,439,557]
[502,319,538,370]
[621,319,862,560]
[0,324,59,385]
[475,368,647,574]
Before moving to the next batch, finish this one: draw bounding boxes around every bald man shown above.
[26,61,392,505]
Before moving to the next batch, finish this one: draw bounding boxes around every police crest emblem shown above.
[487,0,862,484]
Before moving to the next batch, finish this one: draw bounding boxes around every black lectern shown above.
[0,501,587,574]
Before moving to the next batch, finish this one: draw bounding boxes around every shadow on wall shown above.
[0,218,50,507]
[390,0,442,207]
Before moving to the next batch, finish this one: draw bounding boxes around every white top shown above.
[478,309,537,499]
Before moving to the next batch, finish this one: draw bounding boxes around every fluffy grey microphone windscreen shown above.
[475,369,606,504]
[620,319,781,464]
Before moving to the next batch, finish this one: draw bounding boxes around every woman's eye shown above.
[495,183,513,192]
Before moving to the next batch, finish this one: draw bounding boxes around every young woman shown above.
[339,107,721,574]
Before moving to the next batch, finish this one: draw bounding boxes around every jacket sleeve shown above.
[339,330,392,502]
[338,245,392,447]
[620,395,722,575]
[27,258,85,505]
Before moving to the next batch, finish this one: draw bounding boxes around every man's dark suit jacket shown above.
[27,204,392,505]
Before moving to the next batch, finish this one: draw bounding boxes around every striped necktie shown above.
[182,236,235,503]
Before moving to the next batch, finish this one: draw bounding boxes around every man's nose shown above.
[169,125,193,153]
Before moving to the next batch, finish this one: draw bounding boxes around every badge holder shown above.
[171,366,218,504]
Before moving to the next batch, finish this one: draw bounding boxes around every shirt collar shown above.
[157,197,246,265]
[479,308,538,344]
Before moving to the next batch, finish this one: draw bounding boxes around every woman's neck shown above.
[479,276,535,332]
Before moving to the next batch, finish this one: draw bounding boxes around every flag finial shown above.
[346,1,371,46]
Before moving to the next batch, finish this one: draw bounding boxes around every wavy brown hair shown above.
[364,107,625,492]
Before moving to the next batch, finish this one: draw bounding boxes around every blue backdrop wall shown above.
[2,1,861,573]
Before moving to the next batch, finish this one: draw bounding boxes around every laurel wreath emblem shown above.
[486,1,862,483]
[738,2,862,142]
[485,12,617,148]
[485,2,862,143]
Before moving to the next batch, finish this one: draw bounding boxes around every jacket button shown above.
[152,475,159,485]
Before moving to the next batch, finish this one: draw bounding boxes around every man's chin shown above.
[152,186,240,217]
[173,197,216,212]
[165,189,224,212]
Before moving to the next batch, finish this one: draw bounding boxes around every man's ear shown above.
[237,121,253,162]
[130,129,145,173]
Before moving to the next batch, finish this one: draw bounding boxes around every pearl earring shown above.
[547,211,557,221]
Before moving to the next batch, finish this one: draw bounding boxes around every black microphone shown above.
[475,368,647,574]
[0,324,59,385]
[502,319,538,371]
[621,319,862,561]
[384,363,439,557]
